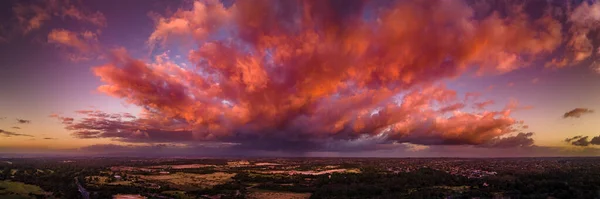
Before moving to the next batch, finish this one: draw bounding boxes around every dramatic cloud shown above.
[11,127,21,129]
[47,29,101,61]
[0,129,32,137]
[563,108,594,118]
[545,1,600,73]
[38,0,600,154]
[50,0,571,153]
[43,137,56,140]
[565,135,600,147]
[16,119,30,124]
[56,83,525,153]
[13,0,106,34]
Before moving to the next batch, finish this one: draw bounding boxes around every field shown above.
[85,176,133,186]
[148,164,215,169]
[161,190,195,199]
[0,180,47,199]
[247,190,311,199]
[137,172,235,190]
[113,194,147,199]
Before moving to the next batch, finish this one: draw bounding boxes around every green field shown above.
[0,180,47,199]
[162,190,195,199]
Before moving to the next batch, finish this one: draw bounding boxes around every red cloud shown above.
[57,0,564,151]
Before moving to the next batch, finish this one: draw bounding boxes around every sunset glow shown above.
[1,0,599,157]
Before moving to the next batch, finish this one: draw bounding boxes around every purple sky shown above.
[0,0,599,157]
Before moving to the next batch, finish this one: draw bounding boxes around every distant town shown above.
[1,157,600,198]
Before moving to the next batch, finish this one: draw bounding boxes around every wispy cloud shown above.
[13,0,106,34]
[565,135,600,147]
[0,129,33,137]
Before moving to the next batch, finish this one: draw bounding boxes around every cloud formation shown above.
[545,1,600,69]
[563,108,594,118]
[0,129,32,137]
[41,0,600,154]
[47,29,101,61]
[47,0,571,153]
[13,0,106,34]
[565,135,600,147]
[482,132,535,148]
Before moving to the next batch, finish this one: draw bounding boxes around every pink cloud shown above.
[54,0,582,152]
[47,29,101,61]
[13,0,106,34]
[474,100,495,110]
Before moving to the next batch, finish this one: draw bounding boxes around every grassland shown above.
[137,172,235,190]
[85,176,133,186]
[247,189,311,199]
[0,180,47,199]
[161,190,195,199]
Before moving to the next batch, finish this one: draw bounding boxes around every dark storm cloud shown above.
[0,129,32,137]
[16,119,30,124]
[563,108,594,118]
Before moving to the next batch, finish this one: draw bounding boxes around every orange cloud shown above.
[47,29,101,61]
[56,0,571,151]
[148,0,230,47]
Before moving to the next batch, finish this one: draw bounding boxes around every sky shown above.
[0,0,599,157]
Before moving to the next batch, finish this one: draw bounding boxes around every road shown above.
[75,177,90,199]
